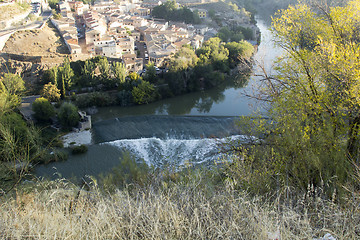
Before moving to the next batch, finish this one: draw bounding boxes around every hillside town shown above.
[46,0,256,72]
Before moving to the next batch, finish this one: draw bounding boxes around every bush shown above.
[74,92,115,108]
[32,97,55,122]
[58,102,80,129]
[71,145,88,155]
[132,81,158,105]
[35,150,68,164]
[41,83,61,102]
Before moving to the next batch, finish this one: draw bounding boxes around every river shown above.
[36,18,282,179]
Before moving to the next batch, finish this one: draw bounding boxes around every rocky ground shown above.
[2,21,69,58]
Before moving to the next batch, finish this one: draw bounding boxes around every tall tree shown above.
[58,58,74,91]
[240,1,360,191]
[112,62,127,85]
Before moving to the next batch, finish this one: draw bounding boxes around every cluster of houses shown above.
[50,0,254,73]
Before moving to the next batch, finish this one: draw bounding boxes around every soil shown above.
[3,21,70,60]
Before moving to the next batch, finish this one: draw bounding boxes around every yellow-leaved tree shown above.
[229,1,360,194]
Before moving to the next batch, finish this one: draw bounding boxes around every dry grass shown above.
[0,2,30,21]
[0,177,359,240]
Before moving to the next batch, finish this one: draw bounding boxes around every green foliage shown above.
[74,92,115,108]
[41,67,58,86]
[35,149,68,164]
[0,73,25,113]
[132,81,157,105]
[48,0,59,9]
[98,57,113,88]
[41,82,61,102]
[71,144,88,155]
[197,37,230,72]
[58,102,80,129]
[225,1,360,196]
[217,26,254,42]
[32,97,55,122]
[143,62,157,84]
[169,46,198,71]
[225,40,254,67]
[58,58,74,91]
[152,0,200,24]
[112,62,127,85]
[81,59,97,86]
[0,112,41,165]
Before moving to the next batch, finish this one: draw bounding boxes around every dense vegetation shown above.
[151,0,201,24]
[40,38,254,108]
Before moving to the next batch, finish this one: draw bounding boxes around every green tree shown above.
[143,62,157,84]
[41,82,61,102]
[132,80,157,104]
[32,97,55,122]
[98,57,113,88]
[169,46,198,71]
[0,73,25,113]
[58,102,80,129]
[82,59,96,86]
[58,58,74,91]
[112,62,127,85]
[41,66,58,85]
[225,41,254,66]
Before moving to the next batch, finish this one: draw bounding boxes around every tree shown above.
[98,57,112,88]
[169,46,198,71]
[41,67,58,85]
[196,37,229,71]
[41,82,61,102]
[235,1,360,192]
[143,62,157,84]
[112,62,127,85]
[82,59,96,86]
[32,97,55,122]
[58,102,80,129]
[225,41,254,66]
[128,72,141,82]
[0,73,25,113]
[58,58,74,91]
[132,80,157,104]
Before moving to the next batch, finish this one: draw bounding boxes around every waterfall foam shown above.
[102,135,251,168]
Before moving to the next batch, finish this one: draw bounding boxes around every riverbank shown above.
[61,129,92,148]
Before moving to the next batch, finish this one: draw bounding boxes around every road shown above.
[0,10,52,36]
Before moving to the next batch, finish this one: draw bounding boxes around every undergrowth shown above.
[0,161,359,239]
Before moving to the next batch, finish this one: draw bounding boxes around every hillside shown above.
[3,21,69,59]
[0,2,30,21]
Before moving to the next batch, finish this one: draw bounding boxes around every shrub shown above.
[32,97,55,122]
[58,102,80,129]
[71,145,88,155]
[74,92,115,108]
[41,82,61,102]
